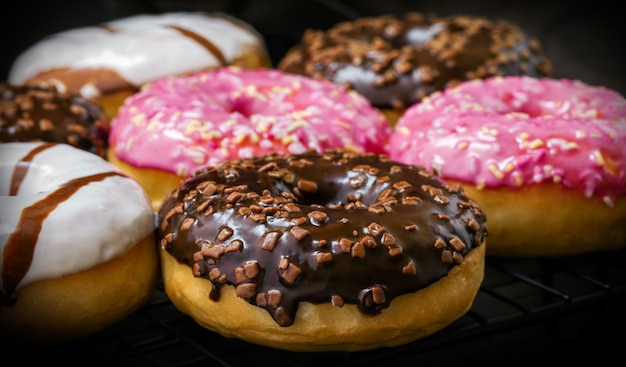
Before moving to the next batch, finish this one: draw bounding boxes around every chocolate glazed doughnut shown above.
[278,12,553,125]
[0,83,109,158]
[157,150,488,351]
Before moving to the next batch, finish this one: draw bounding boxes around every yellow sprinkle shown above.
[226,119,237,126]
[201,130,222,140]
[398,126,410,136]
[146,120,159,132]
[488,163,504,180]
[504,162,515,173]
[250,132,260,143]
[564,142,579,150]
[506,112,529,120]
[475,181,486,190]
[603,196,615,208]
[456,141,469,150]
[580,109,599,118]
[282,135,294,145]
[244,85,258,94]
[132,113,145,127]
[590,132,602,139]
[288,120,308,132]
[125,136,134,152]
[513,172,524,187]
[334,120,352,130]
[575,130,586,139]
[187,150,206,164]
[185,120,199,136]
[519,132,529,140]
[257,122,268,133]
[553,175,562,183]
[527,139,544,149]
[176,166,188,177]
[235,134,247,145]
[593,150,606,165]
[343,143,362,153]
[290,110,311,119]
[543,165,553,176]
[272,86,289,94]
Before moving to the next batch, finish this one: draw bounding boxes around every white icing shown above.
[8,12,265,88]
[0,142,155,293]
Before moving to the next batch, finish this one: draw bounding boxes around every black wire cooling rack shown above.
[3,2,625,365]
[19,248,625,366]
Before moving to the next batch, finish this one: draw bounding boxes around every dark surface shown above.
[7,248,626,366]
[2,1,625,365]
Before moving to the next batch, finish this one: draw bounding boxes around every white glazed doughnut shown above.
[0,142,157,346]
[7,11,272,119]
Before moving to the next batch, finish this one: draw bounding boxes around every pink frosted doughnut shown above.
[108,66,391,210]
[389,76,626,257]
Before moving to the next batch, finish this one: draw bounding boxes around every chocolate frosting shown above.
[0,83,110,158]
[278,12,553,111]
[158,150,487,327]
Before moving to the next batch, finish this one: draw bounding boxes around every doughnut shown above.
[0,142,157,346]
[278,12,553,125]
[0,82,110,159]
[157,149,487,352]
[107,66,392,210]
[389,76,626,257]
[7,11,272,119]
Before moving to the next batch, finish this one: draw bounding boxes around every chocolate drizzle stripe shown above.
[97,24,116,33]
[168,25,227,66]
[9,143,56,196]
[1,171,120,302]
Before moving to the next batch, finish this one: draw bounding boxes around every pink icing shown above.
[389,76,626,206]
[109,66,391,177]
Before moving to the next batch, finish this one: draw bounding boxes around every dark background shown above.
[2,0,625,96]
[2,1,624,365]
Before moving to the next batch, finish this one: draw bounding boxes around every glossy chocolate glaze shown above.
[0,83,110,158]
[158,150,487,327]
[278,12,553,112]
